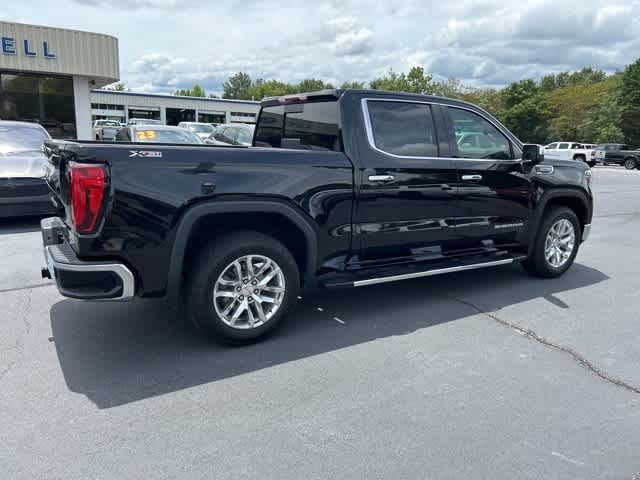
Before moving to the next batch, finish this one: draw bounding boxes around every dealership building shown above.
[90,90,259,129]
[0,21,119,139]
[1,21,259,140]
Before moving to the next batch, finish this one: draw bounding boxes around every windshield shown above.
[130,119,163,125]
[188,124,214,134]
[236,127,254,145]
[0,124,49,153]
[134,128,203,144]
[97,120,120,127]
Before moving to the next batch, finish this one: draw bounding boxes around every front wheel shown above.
[624,158,637,170]
[186,231,300,344]
[523,207,581,278]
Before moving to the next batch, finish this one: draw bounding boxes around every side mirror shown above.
[522,144,544,164]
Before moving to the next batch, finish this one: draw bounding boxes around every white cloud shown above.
[2,0,639,93]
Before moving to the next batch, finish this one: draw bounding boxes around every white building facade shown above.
[90,90,259,127]
[0,21,119,139]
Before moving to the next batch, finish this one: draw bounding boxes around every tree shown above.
[174,84,206,97]
[247,79,295,100]
[340,81,365,89]
[223,72,253,99]
[620,58,640,146]
[370,67,435,94]
[294,78,334,93]
[500,80,548,143]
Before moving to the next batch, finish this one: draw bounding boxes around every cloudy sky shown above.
[2,0,639,95]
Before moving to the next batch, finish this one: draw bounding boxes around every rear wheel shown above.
[624,157,637,170]
[574,154,586,163]
[523,207,581,278]
[186,231,300,344]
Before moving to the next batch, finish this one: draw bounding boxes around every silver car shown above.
[0,121,55,218]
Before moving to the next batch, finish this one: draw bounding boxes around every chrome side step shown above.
[353,256,526,287]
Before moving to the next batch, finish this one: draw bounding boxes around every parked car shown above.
[595,143,640,169]
[126,118,164,126]
[92,119,121,141]
[543,142,597,166]
[206,123,255,146]
[0,121,55,218]
[115,125,203,144]
[40,89,593,344]
[177,122,216,141]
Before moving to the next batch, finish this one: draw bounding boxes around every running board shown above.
[320,254,527,288]
[353,257,525,287]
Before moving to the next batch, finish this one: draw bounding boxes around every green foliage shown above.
[174,84,206,97]
[212,60,640,144]
[222,72,253,99]
[539,67,607,93]
[340,81,366,89]
[620,59,640,146]
[499,80,548,143]
[370,67,435,94]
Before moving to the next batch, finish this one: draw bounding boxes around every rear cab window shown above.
[254,101,342,151]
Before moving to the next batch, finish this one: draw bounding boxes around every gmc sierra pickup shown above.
[40,89,593,343]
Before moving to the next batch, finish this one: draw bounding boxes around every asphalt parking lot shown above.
[1,166,639,479]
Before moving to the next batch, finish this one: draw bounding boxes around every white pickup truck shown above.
[543,142,597,166]
[92,119,121,141]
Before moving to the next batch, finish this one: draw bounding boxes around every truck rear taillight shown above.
[69,162,107,234]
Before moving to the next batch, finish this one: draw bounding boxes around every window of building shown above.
[166,108,195,126]
[366,101,438,157]
[0,72,76,139]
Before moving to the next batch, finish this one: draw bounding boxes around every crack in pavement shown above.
[449,295,640,395]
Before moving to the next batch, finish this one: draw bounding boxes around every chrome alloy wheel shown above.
[544,219,576,268]
[213,255,286,329]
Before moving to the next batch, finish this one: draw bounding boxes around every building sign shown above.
[1,37,56,59]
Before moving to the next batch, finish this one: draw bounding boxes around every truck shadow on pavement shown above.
[50,263,608,409]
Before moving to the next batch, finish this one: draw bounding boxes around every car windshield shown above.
[236,128,254,145]
[188,124,214,134]
[134,128,203,144]
[131,119,163,125]
[0,124,49,153]
[97,121,120,127]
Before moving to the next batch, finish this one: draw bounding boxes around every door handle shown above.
[461,174,482,181]
[368,175,395,182]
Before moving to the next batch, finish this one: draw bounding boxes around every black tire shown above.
[587,161,596,167]
[574,154,586,163]
[624,157,637,170]
[186,231,300,344]
[522,207,581,278]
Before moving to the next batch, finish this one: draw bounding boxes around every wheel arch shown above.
[166,200,318,305]
[528,188,592,255]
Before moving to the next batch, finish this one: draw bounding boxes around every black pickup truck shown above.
[595,143,640,169]
[40,89,593,343]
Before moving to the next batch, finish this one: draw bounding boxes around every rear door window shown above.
[366,100,438,157]
[254,101,341,151]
